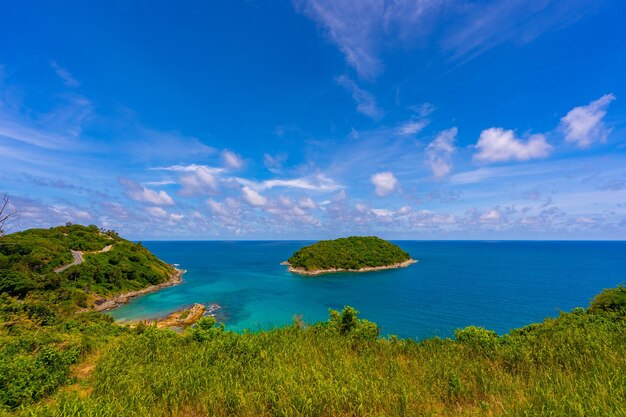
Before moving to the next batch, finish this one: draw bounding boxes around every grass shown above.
[4,299,625,417]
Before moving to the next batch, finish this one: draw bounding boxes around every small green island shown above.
[285,236,416,275]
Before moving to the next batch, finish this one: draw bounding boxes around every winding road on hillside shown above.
[54,245,113,273]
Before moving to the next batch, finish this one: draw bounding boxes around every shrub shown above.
[455,326,500,353]
[589,285,626,314]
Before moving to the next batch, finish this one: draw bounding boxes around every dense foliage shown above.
[1,227,625,416]
[0,224,173,299]
[2,296,624,416]
[288,236,411,272]
[0,225,175,412]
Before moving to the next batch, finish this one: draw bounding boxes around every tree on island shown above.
[0,193,19,239]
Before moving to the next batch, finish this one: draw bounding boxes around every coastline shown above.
[284,258,417,276]
[130,303,221,329]
[90,268,185,312]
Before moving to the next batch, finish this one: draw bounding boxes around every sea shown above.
[108,241,626,340]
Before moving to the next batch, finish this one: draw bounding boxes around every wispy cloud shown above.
[426,127,457,177]
[152,164,225,196]
[153,164,225,174]
[294,0,441,79]
[0,93,93,149]
[241,186,268,207]
[263,153,288,173]
[178,167,220,196]
[236,174,343,193]
[119,178,175,205]
[560,93,616,148]
[442,0,601,61]
[221,149,244,169]
[295,0,599,78]
[50,60,80,87]
[397,120,429,136]
[336,75,384,120]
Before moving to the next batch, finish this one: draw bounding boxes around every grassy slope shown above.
[0,225,174,411]
[8,291,626,417]
[288,236,411,271]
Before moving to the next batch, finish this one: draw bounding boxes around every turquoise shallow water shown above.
[108,241,626,339]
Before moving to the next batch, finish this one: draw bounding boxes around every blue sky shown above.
[1,0,625,240]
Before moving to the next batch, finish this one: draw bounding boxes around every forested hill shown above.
[288,236,412,272]
[0,224,173,303]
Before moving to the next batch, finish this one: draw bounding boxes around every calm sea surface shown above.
[108,241,626,339]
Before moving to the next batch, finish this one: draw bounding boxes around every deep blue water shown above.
[109,241,626,340]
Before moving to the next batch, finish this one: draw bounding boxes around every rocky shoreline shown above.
[284,259,417,276]
[91,268,185,312]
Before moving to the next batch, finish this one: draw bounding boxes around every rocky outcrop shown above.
[286,259,417,276]
[155,303,206,328]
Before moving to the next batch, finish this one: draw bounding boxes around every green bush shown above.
[589,285,626,313]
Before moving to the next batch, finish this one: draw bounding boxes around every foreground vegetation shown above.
[0,225,174,412]
[287,236,412,272]
[1,226,625,416]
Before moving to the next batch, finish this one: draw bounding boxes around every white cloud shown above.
[178,166,219,196]
[576,216,595,224]
[336,75,383,120]
[242,186,268,207]
[153,164,224,196]
[264,153,287,173]
[153,164,225,174]
[51,206,92,222]
[50,60,80,87]
[237,174,343,193]
[560,94,616,148]
[205,198,243,227]
[207,199,230,217]
[221,149,244,169]
[480,209,501,222]
[426,127,457,177]
[474,128,552,163]
[371,171,398,196]
[371,208,393,217]
[262,202,321,227]
[278,195,293,207]
[146,206,168,218]
[298,197,317,209]
[120,178,175,205]
[397,120,428,135]
[367,205,411,223]
[170,213,184,222]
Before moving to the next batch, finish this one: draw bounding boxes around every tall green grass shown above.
[10,299,626,417]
